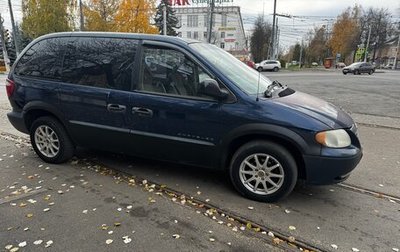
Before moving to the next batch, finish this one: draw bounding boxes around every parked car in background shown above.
[342,62,375,75]
[6,32,362,202]
[244,60,255,69]
[311,62,318,67]
[383,63,394,69]
[255,60,281,72]
[335,62,346,68]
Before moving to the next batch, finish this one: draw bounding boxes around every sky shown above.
[1,0,399,50]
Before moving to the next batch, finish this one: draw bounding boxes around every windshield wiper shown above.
[264,80,284,98]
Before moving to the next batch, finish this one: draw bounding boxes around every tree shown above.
[83,0,120,31]
[21,0,73,39]
[250,16,272,63]
[114,0,158,34]
[328,7,360,64]
[154,0,179,36]
[305,27,328,65]
[360,8,394,61]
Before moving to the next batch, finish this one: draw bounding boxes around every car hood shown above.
[272,91,354,129]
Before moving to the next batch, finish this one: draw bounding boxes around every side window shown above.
[61,37,137,91]
[14,38,64,80]
[138,46,215,99]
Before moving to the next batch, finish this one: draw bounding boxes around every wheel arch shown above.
[220,124,310,180]
[23,101,69,135]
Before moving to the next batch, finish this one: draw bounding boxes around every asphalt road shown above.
[263,69,400,118]
[1,71,400,252]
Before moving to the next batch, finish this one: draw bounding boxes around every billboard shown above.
[169,0,234,6]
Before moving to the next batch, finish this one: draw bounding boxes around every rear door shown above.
[58,37,138,152]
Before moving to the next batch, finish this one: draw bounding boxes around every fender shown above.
[220,123,322,168]
[22,101,68,129]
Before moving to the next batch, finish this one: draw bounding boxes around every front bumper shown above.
[342,69,353,74]
[303,147,362,185]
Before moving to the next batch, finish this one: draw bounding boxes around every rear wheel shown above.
[229,141,297,202]
[257,67,263,72]
[368,70,373,75]
[273,67,279,72]
[30,116,74,163]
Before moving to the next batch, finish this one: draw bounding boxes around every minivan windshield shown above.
[190,43,272,95]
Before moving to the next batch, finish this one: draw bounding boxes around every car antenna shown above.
[256,69,261,102]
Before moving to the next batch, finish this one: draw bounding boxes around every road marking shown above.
[0,188,48,205]
[338,183,400,204]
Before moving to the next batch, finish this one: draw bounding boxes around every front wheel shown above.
[368,70,374,75]
[257,67,263,72]
[30,116,75,164]
[273,67,279,72]
[229,141,297,202]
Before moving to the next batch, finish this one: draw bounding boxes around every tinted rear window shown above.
[14,38,65,80]
[61,37,138,91]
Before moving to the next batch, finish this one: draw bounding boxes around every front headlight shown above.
[315,129,351,148]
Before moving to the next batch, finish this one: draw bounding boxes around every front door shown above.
[127,43,229,168]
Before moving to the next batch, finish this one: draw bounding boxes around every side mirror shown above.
[198,79,229,100]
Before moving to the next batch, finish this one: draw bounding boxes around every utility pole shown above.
[393,35,399,70]
[270,0,277,59]
[364,26,371,62]
[79,0,84,31]
[163,5,167,35]
[299,40,303,69]
[0,14,11,72]
[207,0,215,43]
[273,17,278,59]
[8,0,20,56]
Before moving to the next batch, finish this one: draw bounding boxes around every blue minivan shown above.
[6,32,362,202]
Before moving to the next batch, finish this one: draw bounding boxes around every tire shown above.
[257,67,263,72]
[229,141,297,202]
[273,67,279,72]
[30,116,75,164]
[343,72,347,75]
[353,70,359,75]
[368,70,373,75]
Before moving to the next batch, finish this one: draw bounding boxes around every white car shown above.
[255,60,281,72]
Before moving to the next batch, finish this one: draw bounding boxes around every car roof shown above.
[35,32,200,47]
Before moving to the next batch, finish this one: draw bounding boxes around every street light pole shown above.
[7,0,20,56]
[364,26,371,62]
[270,0,277,59]
[207,0,215,43]
[163,5,167,35]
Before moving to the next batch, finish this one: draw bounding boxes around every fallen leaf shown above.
[331,244,338,249]
[172,234,180,239]
[248,206,254,210]
[106,239,113,245]
[10,247,19,252]
[289,226,296,231]
[5,245,13,250]
[26,213,33,218]
[23,227,29,231]
[288,236,296,243]
[57,190,63,194]
[268,231,275,237]
[19,203,27,207]
[285,209,291,214]
[45,240,53,248]
[123,237,132,244]
[209,238,215,242]
[18,241,27,248]
[392,249,399,252]
[246,223,252,229]
[114,222,121,227]
[82,210,88,214]
[127,205,133,210]
[227,242,232,246]
[43,208,50,212]
[33,240,43,245]
[272,238,282,245]
[27,199,37,204]
[352,248,360,252]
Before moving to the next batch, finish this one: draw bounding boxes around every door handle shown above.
[132,107,153,118]
[107,104,126,113]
